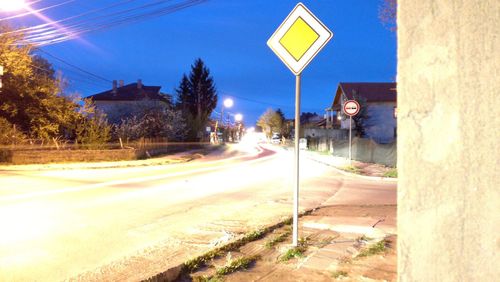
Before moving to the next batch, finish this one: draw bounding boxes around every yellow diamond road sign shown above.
[267,3,333,75]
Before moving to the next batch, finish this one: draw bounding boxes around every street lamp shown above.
[0,0,27,11]
[213,98,235,144]
[234,113,243,142]
[223,98,233,108]
[222,98,233,126]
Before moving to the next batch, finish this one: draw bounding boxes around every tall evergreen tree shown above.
[175,58,217,140]
[175,74,191,113]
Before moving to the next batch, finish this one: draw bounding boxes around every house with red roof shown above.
[326,82,397,143]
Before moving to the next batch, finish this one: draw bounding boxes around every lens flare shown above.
[0,0,26,12]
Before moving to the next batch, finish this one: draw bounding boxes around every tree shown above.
[275,108,290,138]
[257,108,283,138]
[75,99,111,148]
[300,112,319,124]
[379,0,397,32]
[175,58,217,140]
[352,93,370,138]
[0,24,80,140]
[0,117,26,145]
[114,105,187,142]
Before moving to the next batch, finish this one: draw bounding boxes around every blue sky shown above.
[5,0,396,126]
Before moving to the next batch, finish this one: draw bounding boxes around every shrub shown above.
[0,117,26,145]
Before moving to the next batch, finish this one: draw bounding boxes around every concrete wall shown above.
[303,128,348,139]
[398,1,499,281]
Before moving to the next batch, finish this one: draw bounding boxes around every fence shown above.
[303,128,348,139]
[307,137,397,167]
[0,138,213,165]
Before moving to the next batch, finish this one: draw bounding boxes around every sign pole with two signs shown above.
[267,2,333,247]
[343,100,360,165]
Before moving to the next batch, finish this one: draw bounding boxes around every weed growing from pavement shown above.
[280,236,310,261]
[215,255,261,276]
[182,228,268,273]
[342,165,361,174]
[183,249,224,272]
[356,239,387,258]
[357,235,373,242]
[181,210,316,276]
[332,270,349,278]
[383,168,398,178]
[192,275,223,282]
[280,246,306,261]
[283,216,293,225]
[265,230,292,249]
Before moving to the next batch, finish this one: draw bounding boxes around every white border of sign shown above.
[267,3,333,75]
[343,100,360,116]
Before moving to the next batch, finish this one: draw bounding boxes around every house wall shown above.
[398,0,498,281]
[364,102,396,143]
[94,100,166,123]
[340,102,396,143]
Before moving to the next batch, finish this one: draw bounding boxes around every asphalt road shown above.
[0,144,396,281]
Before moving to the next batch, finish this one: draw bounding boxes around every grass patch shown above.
[265,230,292,249]
[182,228,268,273]
[357,235,373,242]
[283,216,293,225]
[383,168,398,178]
[280,237,309,262]
[192,275,223,282]
[280,246,306,261]
[332,270,348,279]
[341,165,361,174]
[215,255,261,276]
[356,239,387,258]
[183,249,224,273]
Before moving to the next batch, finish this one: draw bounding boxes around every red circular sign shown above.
[343,100,360,116]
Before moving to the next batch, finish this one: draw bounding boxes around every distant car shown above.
[271,136,281,144]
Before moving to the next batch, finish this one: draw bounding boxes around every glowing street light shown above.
[223,98,234,108]
[0,0,27,12]
[234,113,243,122]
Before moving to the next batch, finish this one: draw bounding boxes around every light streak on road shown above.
[0,145,272,202]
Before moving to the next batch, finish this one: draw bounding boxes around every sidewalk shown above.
[303,149,398,181]
[173,205,397,282]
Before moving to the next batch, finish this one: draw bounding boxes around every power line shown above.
[1,0,138,34]
[0,0,76,21]
[32,0,208,46]
[36,49,112,83]
[7,0,208,46]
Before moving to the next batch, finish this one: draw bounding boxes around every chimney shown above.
[119,80,124,88]
[137,79,142,89]
[112,80,117,94]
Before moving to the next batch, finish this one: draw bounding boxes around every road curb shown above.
[143,209,316,282]
[306,156,398,182]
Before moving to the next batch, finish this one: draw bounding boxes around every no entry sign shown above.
[343,100,360,116]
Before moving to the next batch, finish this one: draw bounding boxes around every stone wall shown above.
[398,0,499,281]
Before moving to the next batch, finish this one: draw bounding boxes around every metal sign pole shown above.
[293,73,301,247]
[349,115,352,165]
